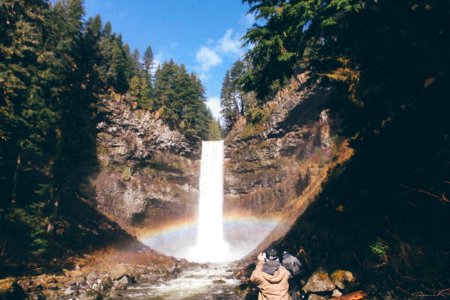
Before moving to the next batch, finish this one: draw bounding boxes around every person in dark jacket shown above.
[281,251,304,300]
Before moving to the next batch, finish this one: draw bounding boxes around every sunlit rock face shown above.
[92,99,200,228]
[224,79,335,218]
[223,77,352,256]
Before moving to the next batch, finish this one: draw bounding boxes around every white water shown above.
[142,139,278,261]
[113,263,242,300]
[187,140,231,263]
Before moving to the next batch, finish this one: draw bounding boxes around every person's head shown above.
[265,247,279,261]
[282,250,289,257]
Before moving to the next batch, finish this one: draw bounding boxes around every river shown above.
[109,263,244,300]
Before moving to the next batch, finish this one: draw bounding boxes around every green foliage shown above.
[8,202,53,257]
[370,238,389,261]
[207,120,223,141]
[220,60,248,132]
[154,61,213,140]
[243,0,450,137]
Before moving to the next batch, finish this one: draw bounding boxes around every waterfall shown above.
[188,140,231,263]
[143,139,277,263]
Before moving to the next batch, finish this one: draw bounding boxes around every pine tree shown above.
[0,0,51,207]
[46,0,101,230]
[219,60,250,132]
[142,45,154,98]
[220,71,237,132]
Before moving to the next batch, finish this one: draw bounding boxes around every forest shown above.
[0,0,220,267]
[1,0,449,298]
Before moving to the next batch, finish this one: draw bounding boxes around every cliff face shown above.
[224,77,352,254]
[91,78,352,249]
[92,99,201,229]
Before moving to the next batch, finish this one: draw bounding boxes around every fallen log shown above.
[330,290,367,300]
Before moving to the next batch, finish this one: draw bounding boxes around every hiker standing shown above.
[250,248,290,300]
[281,251,304,300]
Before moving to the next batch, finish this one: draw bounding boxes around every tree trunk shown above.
[11,153,21,207]
[47,170,58,233]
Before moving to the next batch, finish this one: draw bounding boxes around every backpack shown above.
[283,254,302,276]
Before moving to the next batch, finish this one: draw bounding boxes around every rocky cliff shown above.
[92,98,201,230]
[224,76,352,254]
[91,77,352,251]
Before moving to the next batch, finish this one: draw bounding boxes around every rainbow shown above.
[137,214,281,240]
[138,214,283,261]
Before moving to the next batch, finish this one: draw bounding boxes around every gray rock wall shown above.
[93,100,200,228]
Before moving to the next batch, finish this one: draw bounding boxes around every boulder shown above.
[113,275,132,290]
[330,269,355,290]
[0,278,26,299]
[332,289,343,297]
[303,268,336,293]
[110,263,129,280]
[86,270,99,282]
[64,286,77,296]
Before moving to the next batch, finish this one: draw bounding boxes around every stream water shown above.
[110,263,243,300]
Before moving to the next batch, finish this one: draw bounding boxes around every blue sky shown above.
[84,0,254,120]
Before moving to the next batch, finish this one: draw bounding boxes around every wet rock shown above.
[140,273,159,282]
[113,275,132,290]
[303,268,336,293]
[213,279,226,284]
[0,277,26,300]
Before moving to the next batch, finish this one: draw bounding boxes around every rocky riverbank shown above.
[0,247,195,299]
[236,264,365,300]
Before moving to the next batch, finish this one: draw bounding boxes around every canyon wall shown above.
[92,99,201,229]
[92,78,351,246]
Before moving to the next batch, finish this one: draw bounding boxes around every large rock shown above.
[0,277,26,300]
[303,268,336,293]
[110,264,129,280]
[330,269,355,290]
[113,275,132,290]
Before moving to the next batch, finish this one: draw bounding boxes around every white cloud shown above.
[218,29,242,56]
[196,47,222,71]
[241,12,256,28]
[206,96,221,121]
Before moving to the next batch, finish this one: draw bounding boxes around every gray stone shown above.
[332,289,343,297]
[113,275,131,290]
[63,286,76,296]
[86,271,98,282]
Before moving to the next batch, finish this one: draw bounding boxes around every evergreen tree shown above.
[220,60,248,132]
[220,71,236,132]
[0,0,51,207]
[153,60,213,140]
[142,45,154,97]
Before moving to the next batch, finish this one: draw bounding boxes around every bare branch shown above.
[401,185,449,203]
